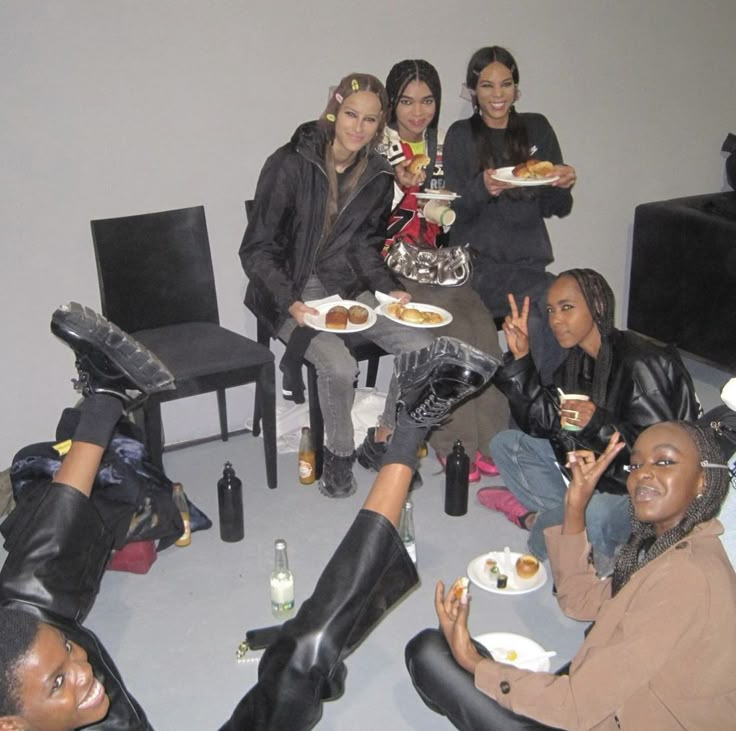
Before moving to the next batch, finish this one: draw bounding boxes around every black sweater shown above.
[444,113,572,313]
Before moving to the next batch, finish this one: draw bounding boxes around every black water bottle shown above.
[218,462,244,542]
[445,440,469,516]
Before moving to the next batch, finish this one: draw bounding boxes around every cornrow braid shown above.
[611,422,730,595]
[385,59,442,130]
[558,268,616,404]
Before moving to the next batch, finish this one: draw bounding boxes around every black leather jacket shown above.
[0,483,152,729]
[240,121,400,336]
[494,330,701,494]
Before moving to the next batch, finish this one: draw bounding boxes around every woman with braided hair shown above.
[406,423,736,730]
[478,268,700,569]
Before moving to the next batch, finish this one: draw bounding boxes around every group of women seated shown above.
[2,42,735,731]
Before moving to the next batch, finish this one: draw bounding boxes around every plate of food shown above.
[474,632,552,672]
[414,190,461,201]
[491,161,559,187]
[376,301,452,328]
[466,549,547,595]
[303,300,377,333]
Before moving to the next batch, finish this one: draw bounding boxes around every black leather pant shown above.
[405,629,562,731]
[220,509,419,730]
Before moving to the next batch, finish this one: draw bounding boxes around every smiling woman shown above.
[407,423,736,730]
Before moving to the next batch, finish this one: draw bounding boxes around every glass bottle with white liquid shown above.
[270,538,295,618]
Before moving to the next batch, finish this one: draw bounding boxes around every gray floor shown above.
[78,430,586,730]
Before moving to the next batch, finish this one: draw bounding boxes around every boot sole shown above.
[51,302,175,395]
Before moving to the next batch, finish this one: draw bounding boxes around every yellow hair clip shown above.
[351,79,359,92]
[326,113,336,122]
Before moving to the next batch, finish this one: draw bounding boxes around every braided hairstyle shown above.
[385,59,441,131]
[557,268,616,404]
[0,608,43,716]
[611,422,730,595]
[317,72,389,241]
[465,46,528,170]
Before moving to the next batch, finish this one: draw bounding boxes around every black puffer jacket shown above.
[0,483,152,729]
[494,330,701,494]
[240,121,400,335]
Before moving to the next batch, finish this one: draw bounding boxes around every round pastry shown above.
[325,305,348,330]
[407,153,430,176]
[348,304,369,325]
[399,307,426,324]
[515,553,540,579]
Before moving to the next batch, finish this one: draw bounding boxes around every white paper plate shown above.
[467,550,547,595]
[415,190,461,201]
[375,301,452,328]
[491,166,559,187]
[303,300,377,333]
[475,632,551,672]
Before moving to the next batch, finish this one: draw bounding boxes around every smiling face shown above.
[546,275,602,358]
[14,624,110,731]
[627,423,705,537]
[394,80,436,142]
[474,61,516,129]
[331,90,382,166]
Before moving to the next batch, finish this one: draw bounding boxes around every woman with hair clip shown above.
[406,423,736,730]
[358,59,509,482]
[478,268,700,570]
[445,46,577,382]
[240,73,433,498]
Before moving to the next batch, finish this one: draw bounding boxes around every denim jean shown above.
[489,430,631,564]
[278,277,433,456]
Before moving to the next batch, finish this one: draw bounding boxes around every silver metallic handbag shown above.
[385,239,472,287]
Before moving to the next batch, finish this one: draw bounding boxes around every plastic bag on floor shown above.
[266,388,387,453]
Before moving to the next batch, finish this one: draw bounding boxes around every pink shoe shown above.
[476,487,532,529]
[475,452,500,477]
[437,453,481,482]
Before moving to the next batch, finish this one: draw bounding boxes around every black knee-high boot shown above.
[219,509,418,730]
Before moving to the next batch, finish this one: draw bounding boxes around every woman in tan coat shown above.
[406,421,736,729]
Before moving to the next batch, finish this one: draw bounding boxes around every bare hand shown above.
[550,164,576,189]
[560,397,597,430]
[390,290,412,305]
[483,169,513,197]
[394,159,426,189]
[288,300,319,326]
[563,433,625,529]
[434,581,485,674]
[502,293,530,359]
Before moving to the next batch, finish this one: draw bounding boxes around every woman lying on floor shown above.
[406,422,736,730]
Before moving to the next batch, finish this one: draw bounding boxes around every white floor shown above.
[78,431,585,730]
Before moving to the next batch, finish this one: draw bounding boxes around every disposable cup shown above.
[560,394,590,432]
[423,199,456,226]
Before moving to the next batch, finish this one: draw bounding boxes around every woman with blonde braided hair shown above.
[406,422,736,730]
[477,268,700,570]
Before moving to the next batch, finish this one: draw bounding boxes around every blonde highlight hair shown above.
[317,73,389,242]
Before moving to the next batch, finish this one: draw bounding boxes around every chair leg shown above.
[143,401,164,469]
[259,361,278,489]
[252,387,262,438]
[307,364,324,480]
[365,356,380,388]
[217,389,228,441]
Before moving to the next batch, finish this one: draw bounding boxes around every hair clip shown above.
[325,113,336,122]
[700,461,731,470]
[351,79,360,92]
[335,92,343,104]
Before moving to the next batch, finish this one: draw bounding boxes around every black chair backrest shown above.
[91,205,220,333]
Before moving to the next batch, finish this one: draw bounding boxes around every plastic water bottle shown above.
[445,440,469,516]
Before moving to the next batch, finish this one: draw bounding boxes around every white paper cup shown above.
[560,394,590,432]
[423,199,456,226]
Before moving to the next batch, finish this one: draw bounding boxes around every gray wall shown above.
[2,0,735,465]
